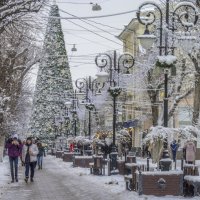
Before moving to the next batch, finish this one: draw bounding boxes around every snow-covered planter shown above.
[117,129,131,146]
[93,130,113,146]
[85,103,95,111]
[108,86,122,97]
[156,55,177,68]
[74,136,92,146]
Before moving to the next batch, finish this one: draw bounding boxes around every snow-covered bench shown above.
[184,176,200,196]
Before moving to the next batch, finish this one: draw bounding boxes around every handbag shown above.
[25,146,30,163]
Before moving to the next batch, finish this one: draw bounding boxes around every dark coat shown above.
[37,146,45,157]
[6,139,22,158]
[170,143,178,154]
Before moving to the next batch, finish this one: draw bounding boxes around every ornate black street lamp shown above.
[137,0,199,170]
[137,0,198,127]
[64,106,71,137]
[75,76,103,139]
[65,90,79,137]
[95,50,135,170]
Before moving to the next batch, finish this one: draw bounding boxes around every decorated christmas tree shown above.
[30,3,73,138]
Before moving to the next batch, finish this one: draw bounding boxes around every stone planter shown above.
[63,153,74,162]
[56,151,63,158]
[137,171,183,196]
[74,156,93,168]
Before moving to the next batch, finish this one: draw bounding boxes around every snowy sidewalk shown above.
[0,156,199,200]
[0,156,10,198]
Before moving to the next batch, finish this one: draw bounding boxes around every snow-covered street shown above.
[1,0,200,199]
[0,156,199,200]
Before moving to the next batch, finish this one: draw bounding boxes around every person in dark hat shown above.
[5,134,22,183]
[21,137,38,183]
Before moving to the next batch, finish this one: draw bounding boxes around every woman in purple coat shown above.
[6,135,23,183]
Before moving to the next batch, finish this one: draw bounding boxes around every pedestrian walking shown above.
[170,140,178,162]
[5,134,22,183]
[184,140,196,164]
[69,142,74,152]
[22,137,38,183]
[37,142,46,170]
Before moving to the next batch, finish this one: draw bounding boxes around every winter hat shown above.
[12,134,18,140]
[26,137,32,141]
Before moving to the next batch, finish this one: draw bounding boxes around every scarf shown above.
[25,144,31,163]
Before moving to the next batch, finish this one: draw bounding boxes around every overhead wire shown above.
[63,19,122,46]
[44,2,123,46]
[48,1,92,5]
[44,3,147,53]
[44,3,138,53]
[61,11,140,53]
[83,20,122,31]
[41,3,163,68]
[63,29,117,49]
[58,7,120,38]
[52,9,138,20]
[48,0,111,4]
[40,4,121,51]
[44,3,122,31]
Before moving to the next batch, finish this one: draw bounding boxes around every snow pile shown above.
[0,157,10,198]
[184,175,200,182]
[144,126,200,144]
[157,55,177,65]
[50,156,200,200]
[74,136,92,145]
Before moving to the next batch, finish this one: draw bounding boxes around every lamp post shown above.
[95,50,135,169]
[65,90,79,137]
[137,0,198,127]
[137,0,198,170]
[75,76,102,139]
[64,106,71,137]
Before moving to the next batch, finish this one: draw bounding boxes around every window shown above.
[178,107,192,127]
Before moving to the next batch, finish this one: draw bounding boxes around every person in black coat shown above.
[37,142,46,170]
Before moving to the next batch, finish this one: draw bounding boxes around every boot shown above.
[30,177,34,182]
[24,177,28,183]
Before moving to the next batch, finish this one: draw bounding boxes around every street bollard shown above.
[147,157,149,171]
[175,159,177,170]
[72,154,75,167]
[108,159,111,176]
[181,158,184,171]
[103,161,105,175]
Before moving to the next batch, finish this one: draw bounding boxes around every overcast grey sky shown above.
[44,0,160,83]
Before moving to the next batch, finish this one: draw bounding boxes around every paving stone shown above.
[1,156,120,200]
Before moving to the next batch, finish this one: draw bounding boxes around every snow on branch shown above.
[0,0,45,32]
[156,55,177,68]
[144,126,200,144]
[168,88,194,120]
